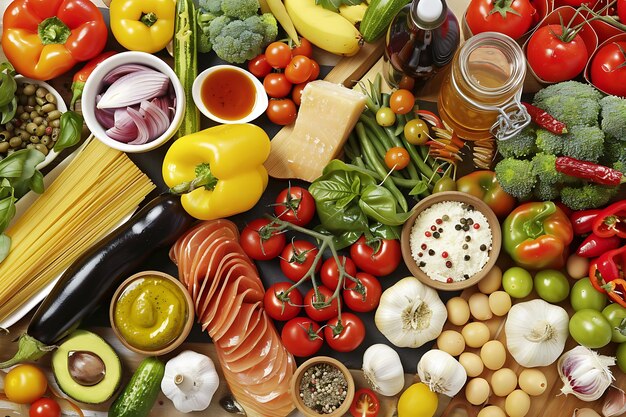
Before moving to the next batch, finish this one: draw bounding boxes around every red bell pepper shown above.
[592,200,626,239]
[570,209,602,235]
[589,246,626,307]
[576,233,622,258]
[1,0,108,80]
[70,51,117,109]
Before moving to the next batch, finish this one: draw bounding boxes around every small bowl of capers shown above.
[0,76,67,169]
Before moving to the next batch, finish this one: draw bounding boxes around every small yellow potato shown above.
[469,293,493,321]
[490,368,517,397]
[437,330,465,357]
[478,406,506,417]
[566,254,589,280]
[488,291,512,316]
[466,378,490,406]
[446,296,470,326]
[480,340,506,371]
[518,369,548,396]
[505,390,531,417]
[462,322,490,348]
[459,352,484,378]
[478,265,502,294]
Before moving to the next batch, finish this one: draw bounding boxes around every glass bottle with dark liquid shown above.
[383,0,460,90]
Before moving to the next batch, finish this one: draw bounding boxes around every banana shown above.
[339,3,368,26]
[266,0,300,45]
[284,0,362,56]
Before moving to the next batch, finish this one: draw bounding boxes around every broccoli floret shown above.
[531,153,563,185]
[258,13,278,44]
[197,10,219,53]
[534,81,603,102]
[199,0,223,14]
[497,125,537,159]
[198,33,212,53]
[535,129,563,156]
[600,95,626,140]
[495,158,536,200]
[209,14,276,63]
[221,0,260,19]
[533,82,601,129]
[535,126,604,162]
[533,180,561,201]
[560,184,618,210]
[614,161,626,175]
[600,134,626,166]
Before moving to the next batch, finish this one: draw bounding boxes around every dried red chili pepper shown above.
[570,209,602,235]
[592,200,626,238]
[576,233,622,258]
[522,102,568,135]
[555,156,626,186]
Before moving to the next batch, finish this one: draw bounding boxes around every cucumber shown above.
[110,357,165,417]
[360,0,410,43]
[174,0,200,138]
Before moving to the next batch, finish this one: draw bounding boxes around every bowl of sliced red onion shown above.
[81,51,184,153]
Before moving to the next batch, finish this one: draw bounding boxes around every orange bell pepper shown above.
[1,0,108,80]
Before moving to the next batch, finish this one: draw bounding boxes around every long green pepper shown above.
[174,0,200,138]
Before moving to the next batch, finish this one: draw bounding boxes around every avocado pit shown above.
[68,350,106,386]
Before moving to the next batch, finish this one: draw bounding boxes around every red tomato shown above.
[555,0,599,6]
[619,0,626,24]
[321,256,357,290]
[590,41,626,97]
[308,60,320,81]
[281,317,323,357]
[247,54,272,78]
[280,240,320,282]
[240,218,286,261]
[285,55,313,84]
[384,147,410,170]
[291,38,314,58]
[265,41,292,68]
[264,282,303,321]
[29,398,61,417]
[274,186,316,226]
[527,25,588,82]
[292,82,308,106]
[263,73,292,98]
[324,313,365,352]
[389,89,415,114]
[342,272,382,313]
[350,389,381,417]
[465,0,536,39]
[266,98,297,125]
[304,286,339,322]
[350,237,402,276]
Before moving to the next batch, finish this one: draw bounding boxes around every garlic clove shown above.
[602,386,626,417]
[573,408,602,417]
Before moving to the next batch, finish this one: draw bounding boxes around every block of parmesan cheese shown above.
[264,80,367,182]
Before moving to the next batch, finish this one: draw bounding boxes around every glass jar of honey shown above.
[437,32,529,141]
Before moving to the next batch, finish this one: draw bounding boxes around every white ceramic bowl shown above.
[13,76,66,169]
[81,51,185,153]
[192,65,268,124]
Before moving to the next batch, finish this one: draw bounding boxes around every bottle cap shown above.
[416,0,443,23]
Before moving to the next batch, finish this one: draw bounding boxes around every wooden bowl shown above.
[290,356,355,417]
[109,270,194,356]
[400,191,501,291]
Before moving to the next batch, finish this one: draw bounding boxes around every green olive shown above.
[30,111,39,120]
[41,136,51,146]
[30,135,40,144]
[433,176,457,193]
[27,96,36,106]
[50,119,60,128]
[47,110,62,121]
[20,112,30,121]
[18,95,27,106]
[35,144,48,155]
[18,130,29,141]
[45,93,56,104]
[0,131,10,141]
[26,122,38,134]
[35,87,48,98]
[22,84,36,96]
[9,137,22,148]
[35,125,46,136]
[41,103,56,113]
[0,142,9,153]
[5,122,14,132]
[33,116,44,125]
[35,97,46,106]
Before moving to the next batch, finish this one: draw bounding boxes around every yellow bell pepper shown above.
[110,0,176,53]
[162,124,271,220]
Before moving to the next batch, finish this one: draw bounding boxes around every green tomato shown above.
[569,309,612,349]
[602,303,626,343]
[534,269,570,303]
[570,278,608,311]
[432,176,457,193]
[376,107,396,127]
[502,267,533,299]
[617,342,626,373]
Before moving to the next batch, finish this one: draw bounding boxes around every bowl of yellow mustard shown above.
[109,270,194,356]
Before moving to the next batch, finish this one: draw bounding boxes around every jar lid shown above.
[416,0,443,23]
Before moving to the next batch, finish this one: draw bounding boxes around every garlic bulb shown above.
[362,344,405,396]
[417,349,467,397]
[161,350,220,413]
[602,386,626,417]
[505,299,569,367]
[375,276,447,348]
[558,346,615,402]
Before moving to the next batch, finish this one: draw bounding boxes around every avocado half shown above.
[51,330,122,404]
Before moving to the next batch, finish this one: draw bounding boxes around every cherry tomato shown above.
[29,398,61,417]
[281,316,323,357]
[4,364,48,404]
[292,82,308,106]
[308,60,320,81]
[280,240,320,282]
[265,41,292,68]
[240,218,286,261]
[320,256,357,290]
[350,237,402,276]
[292,38,314,58]
[619,0,626,25]
[389,89,415,114]
[569,309,612,349]
[264,282,302,321]
[384,147,410,170]
[342,272,382,313]
[590,41,626,97]
[247,54,272,78]
[324,313,366,352]
[266,98,297,125]
[376,107,396,127]
[263,73,292,98]
[274,185,316,226]
[404,118,429,145]
[527,24,588,82]
[285,55,313,84]
[350,388,381,417]
[433,176,457,193]
[465,0,537,40]
[304,286,340,321]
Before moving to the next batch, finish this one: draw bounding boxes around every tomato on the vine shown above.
[264,282,302,321]
[619,0,626,25]
[304,286,339,321]
[247,54,272,78]
[280,240,320,282]
[590,41,626,97]
[350,388,380,417]
[320,256,357,290]
[263,73,292,98]
[4,364,48,404]
[274,186,315,226]
[281,317,323,357]
[350,237,402,276]
[265,41,292,68]
[240,218,286,261]
[343,272,382,313]
[389,89,415,114]
[324,313,366,352]
[292,82,308,106]
[285,55,313,84]
[384,147,410,170]
[465,0,536,40]
[292,38,314,58]
[527,24,588,82]
[29,398,61,417]
[266,98,297,125]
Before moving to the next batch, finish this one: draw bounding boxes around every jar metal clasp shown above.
[490,92,531,142]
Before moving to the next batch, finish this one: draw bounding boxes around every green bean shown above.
[394,113,407,136]
[359,114,394,149]
[348,132,360,155]
[400,134,439,181]
[353,156,367,169]
[382,93,390,108]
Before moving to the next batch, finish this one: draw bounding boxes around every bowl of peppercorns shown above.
[400,191,501,291]
[290,356,355,417]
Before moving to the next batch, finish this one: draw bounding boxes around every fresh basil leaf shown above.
[0,234,10,263]
[409,180,428,196]
[54,110,83,153]
[309,177,354,202]
[359,184,412,226]
[29,170,44,194]
[0,149,44,180]
[315,0,342,11]
[336,193,357,210]
[342,0,363,5]
[0,97,17,124]
[333,230,362,250]
[0,71,17,108]
[351,176,361,194]
[316,199,369,234]
[370,222,402,240]
[0,193,16,232]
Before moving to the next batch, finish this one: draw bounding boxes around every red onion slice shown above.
[102,64,153,84]
[126,107,150,145]
[97,68,170,109]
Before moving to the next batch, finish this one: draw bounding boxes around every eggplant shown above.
[0,193,194,368]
